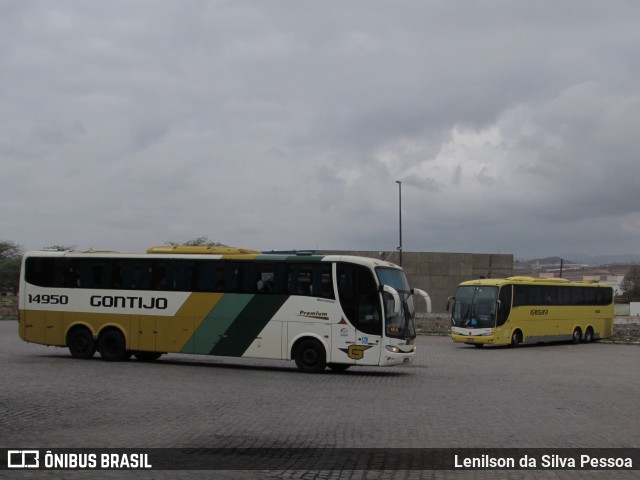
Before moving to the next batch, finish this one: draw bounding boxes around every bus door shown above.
[336,263,383,366]
[331,318,356,366]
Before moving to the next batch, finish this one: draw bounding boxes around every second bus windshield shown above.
[452,286,498,329]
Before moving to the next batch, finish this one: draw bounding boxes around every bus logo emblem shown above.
[339,345,372,360]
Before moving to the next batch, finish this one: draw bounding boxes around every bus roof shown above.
[23,249,402,270]
[146,245,261,255]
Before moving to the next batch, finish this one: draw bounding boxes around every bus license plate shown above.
[465,338,475,343]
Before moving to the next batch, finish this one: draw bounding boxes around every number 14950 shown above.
[28,294,69,305]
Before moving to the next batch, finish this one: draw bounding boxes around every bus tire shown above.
[133,351,163,362]
[98,328,129,361]
[571,327,582,344]
[510,330,522,348]
[294,338,326,373]
[328,363,351,372]
[66,327,96,359]
[583,327,594,343]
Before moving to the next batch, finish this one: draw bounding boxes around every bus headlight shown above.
[385,345,399,353]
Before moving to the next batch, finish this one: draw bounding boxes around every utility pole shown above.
[396,180,403,267]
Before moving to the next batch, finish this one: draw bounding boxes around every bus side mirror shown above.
[446,296,455,312]
[411,288,432,313]
[380,285,401,315]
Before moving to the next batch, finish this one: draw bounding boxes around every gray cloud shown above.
[2,1,640,259]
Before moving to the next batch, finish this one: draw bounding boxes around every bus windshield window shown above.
[452,286,498,328]
[376,267,416,340]
[376,267,410,292]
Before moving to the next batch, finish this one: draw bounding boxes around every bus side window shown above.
[112,260,149,290]
[497,285,512,326]
[171,260,195,291]
[316,265,334,299]
[571,287,585,305]
[254,263,283,294]
[78,260,110,288]
[558,287,571,305]
[225,263,241,292]
[151,261,169,289]
[512,285,528,307]
[584,287,597,305]
[287,265,312,296]
[62,260,79,288]
[597,287,613,306]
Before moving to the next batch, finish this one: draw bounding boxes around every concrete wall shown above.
[319,250,514,313]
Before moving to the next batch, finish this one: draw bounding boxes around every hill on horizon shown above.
[518,254,640,266]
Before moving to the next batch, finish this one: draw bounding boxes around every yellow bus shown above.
[18,247,431,372]
[449,276,614,347]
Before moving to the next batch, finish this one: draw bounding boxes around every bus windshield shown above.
[376,267,416,340]
[452,285,498,329]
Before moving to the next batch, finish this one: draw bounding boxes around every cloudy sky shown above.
[2,1,640,260]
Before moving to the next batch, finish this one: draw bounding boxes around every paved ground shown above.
[0,320,638,479]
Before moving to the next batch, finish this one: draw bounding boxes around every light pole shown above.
[396,180,402,267]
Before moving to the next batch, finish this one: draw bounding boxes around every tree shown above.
[0,241,23,294]
[43,244,77,251]
[165,236,226,247]
[620,265,640,301]
[0,240,22,261]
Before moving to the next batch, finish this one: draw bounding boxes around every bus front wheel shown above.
[328,363,351,372]
[294,339,326,373]
[98,329,130,361]
[67,327,96,359]
[510,330,522,348]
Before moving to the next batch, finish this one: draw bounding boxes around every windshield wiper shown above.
[402,296,415,339]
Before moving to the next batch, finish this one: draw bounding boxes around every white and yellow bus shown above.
[18,247,431,372]
[449,276,613,347]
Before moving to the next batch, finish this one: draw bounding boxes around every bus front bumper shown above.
[451,327,496,346]
[379,345,416,366]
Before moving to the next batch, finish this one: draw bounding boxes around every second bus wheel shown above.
[98,329,130,361]
[510,330,523,348]
[328,363,351,372]
[294,339,327,373]
[571,327,582,344]
[583,327,594,343]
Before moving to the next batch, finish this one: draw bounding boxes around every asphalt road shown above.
[1,320,638,480]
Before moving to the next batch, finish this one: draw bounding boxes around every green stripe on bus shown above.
[186,294,253,355]
[209,294,289,357]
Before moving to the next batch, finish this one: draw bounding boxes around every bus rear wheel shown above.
[67,327,96,359]
[98,329,129,361]
[294,339,326,373]
[583,327,594,343]
[133,351,163,362]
